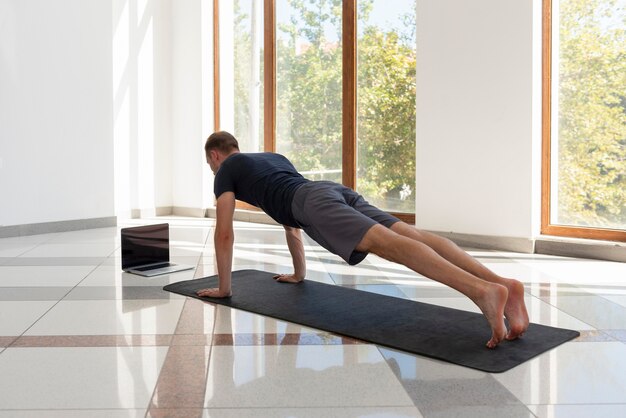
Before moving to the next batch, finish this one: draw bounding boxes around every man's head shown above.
[205,131,240,174]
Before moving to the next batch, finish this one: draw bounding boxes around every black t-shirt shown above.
[214,152,310,227]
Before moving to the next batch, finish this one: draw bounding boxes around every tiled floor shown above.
[1,216,625,417]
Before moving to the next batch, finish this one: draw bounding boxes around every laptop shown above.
[121,223,194,276]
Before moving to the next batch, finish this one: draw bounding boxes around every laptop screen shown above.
[121,223,170,270]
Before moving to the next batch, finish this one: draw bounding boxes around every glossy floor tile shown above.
[379,347,536,418]
[204,345,414,408]
[24,299,186,336]
[493,342,626,405]
[18,242,118,258]
[528,404,626,418]
[212,305,320,336]
[0,265,94,287]
[0,301,57,335]
[0,347,168,409]
[200,407,424,418]
[0,410,146,418]
[0,216,625,417]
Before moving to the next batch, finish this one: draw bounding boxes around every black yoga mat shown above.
[164,269,579,373]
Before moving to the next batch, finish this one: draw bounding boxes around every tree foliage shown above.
[557,0,626,228]
[275,0,344,180]
[274,0,417,211]
[357,27,416,211]
[233,0,416,210]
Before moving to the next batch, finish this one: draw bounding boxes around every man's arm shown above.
[197,192,236,298]
[274,226,306,283]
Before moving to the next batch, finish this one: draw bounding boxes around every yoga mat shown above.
[164,269,579,373]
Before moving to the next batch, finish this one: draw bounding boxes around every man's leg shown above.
[356,224,509,348]
[389,222,529,340]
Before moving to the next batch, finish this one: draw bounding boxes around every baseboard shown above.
[0,216,117,238]
[203,210,624,262]
[205,208,278,225]
[130,208,157,218]
[171,206,206,218]
[428,231,536,254]
[399,231,624,262]
[535,236,626,263]
[123,207,206,218]
[156,207,173,216]
[204,211,533,252]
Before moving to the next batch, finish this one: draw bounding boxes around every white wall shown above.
[112,0,174,217]
[415,0,542,240]
[0,0,214,230]
[0,0,115,227]
[113,0,214,218]
[171,0,215,212]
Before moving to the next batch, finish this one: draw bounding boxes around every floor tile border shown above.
[1,332,365,348]
[4,329,607,347]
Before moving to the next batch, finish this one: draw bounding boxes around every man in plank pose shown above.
[197,131,529,348]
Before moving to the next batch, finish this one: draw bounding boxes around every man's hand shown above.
[283,226,306,281]
[210,192,236,299]
[273,274,304,283]
[196,288,232,298]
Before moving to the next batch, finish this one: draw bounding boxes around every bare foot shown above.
[273,274,304,283]
[502,278,529,340]
[196,288,232,298]
[475,283,508,349]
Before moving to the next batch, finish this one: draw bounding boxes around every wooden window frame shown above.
[541,0,625,242]
[213,0,220,131]
[342,0,357,191]
[214,0,415,224]
[264,0,276,153]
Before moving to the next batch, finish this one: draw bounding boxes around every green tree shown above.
[231,0,264,151]
[276,0,344,179]
[557,0,626,228]
[357,26,416,211]
[275,0,417,212]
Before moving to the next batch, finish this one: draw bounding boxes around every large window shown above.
[215,0,418,221]
[218,0,264,153]
[357,0,416,213]
[543,0,626,240]
[275,0,343,182]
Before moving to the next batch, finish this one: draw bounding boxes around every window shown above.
[217,0,264,153]
[215,0,416,221]
[542,0,626,240]
[275,0,343,182]
[356,0,416,213]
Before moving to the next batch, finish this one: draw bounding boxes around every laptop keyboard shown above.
[133,262,171,272]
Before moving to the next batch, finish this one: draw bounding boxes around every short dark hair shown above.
[205,131,240,154]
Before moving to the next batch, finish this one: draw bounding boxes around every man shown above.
[197,131,529,348]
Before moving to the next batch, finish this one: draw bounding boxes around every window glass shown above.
[551,0,625,229]
[356,0,416,213]
[220,0,264,152]
[275,0,343,181]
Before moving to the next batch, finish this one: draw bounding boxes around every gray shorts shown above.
[291,181,400,265]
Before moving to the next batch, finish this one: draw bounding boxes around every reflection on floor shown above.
[1,216,626,417]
